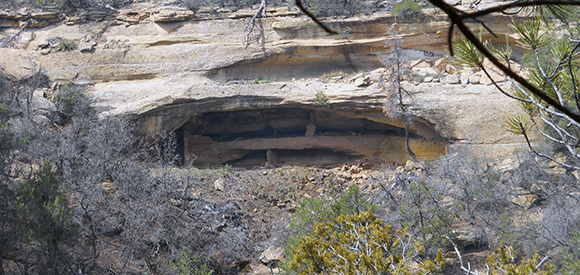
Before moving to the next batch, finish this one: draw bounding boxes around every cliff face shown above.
[0,5,525,165]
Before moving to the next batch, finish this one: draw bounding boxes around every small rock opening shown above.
[175,107,447,167]
[207,45,384,82]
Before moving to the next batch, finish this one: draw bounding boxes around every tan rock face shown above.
[150,7,194,23]
[0,48,38,80]
[512,194,539,209]
[0,5,529,164]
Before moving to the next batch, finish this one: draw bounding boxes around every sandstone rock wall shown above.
[0,4,528,163]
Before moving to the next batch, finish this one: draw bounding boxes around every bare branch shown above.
[522,129,580,170]
[472,18,498,38]
[295,0,338,35]
[446,236,479,275]
[428,0,580,124]
[501,7,524,15]
[244,0,267,48]
[511,80,580,128]
[533,49,565,106]
[462,0,580,19]
[481,67,530,102]
[448,23,456,56]
[568,41,580,111]
[536,256,550,269]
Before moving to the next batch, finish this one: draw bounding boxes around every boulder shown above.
[79,41,96,52]
[512,193,539,209]
[349,73,364,81]
[246,263,279,274]
[405,159,424,171]
[214,178,225,192]
[434,57,453,73]
[573,170,580,181]
[170,198,182,207]
[480,69,507,85]
[0,48,37,80]
[354,76,371,87]
[460,68,476,83]
[412,67,438,77]
[468,73,481,84]
[39,48,51,55]
[443,74,460,84]
[32,114,51,127]
[445,64,458,75]
[259,246,284,266]
[483,58,506,76]
[409,59,432,69]
[31,89,56,112]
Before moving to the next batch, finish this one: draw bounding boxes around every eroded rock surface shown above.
[0,4,527,165]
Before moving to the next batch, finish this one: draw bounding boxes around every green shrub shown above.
[302,0,369,17]
[284,185,378,273]
[34,0,64,8]
[289,210,444,274]
[393,0,423,18]
[560,232,580,274]
[485,246,555,275]
[169,247,214,275]
[315,90,329,106]
[33,0,133,11]
[0,103,26,176]
[16,161,76,274]
[57,39,76,52]
[397,180,457,253]
[56,83,92,123]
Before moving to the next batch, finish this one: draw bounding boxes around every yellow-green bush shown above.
[289,210,444,275]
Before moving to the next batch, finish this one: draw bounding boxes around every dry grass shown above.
[321,70,351,81]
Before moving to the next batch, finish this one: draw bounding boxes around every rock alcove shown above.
[173,106,447,167]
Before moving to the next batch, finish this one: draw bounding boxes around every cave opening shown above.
[174,107,447,167]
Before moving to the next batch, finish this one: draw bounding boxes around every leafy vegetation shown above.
[485,246,554,275]
[1,70,579,273]
[0,75,259,274]
[314,90,329,106]
[289,210,444,274]
[15,161,75,274]
[560,232,580,274]
[183,0,285,12]
[0,104,17,175]
[57,39,76,52]
[392,0,423,18]
[56,83,92,124]
[0,0,134,11]
[284,185,376,273]
[453,38,484,69]
[300,0,370,17]
[169,247,214,275]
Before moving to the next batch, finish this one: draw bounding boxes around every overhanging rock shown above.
[138,97,447,166]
